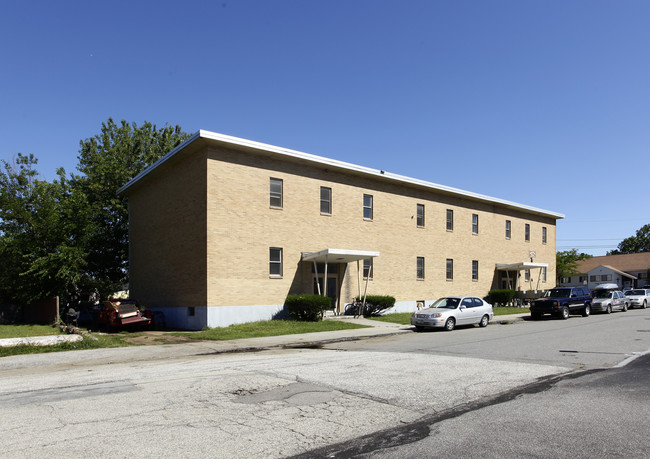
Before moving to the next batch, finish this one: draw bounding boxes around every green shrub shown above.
[486,289,516,306]
[355,295,396,317]
[285,294,331,321]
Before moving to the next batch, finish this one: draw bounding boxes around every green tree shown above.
[0,154,88,305]
[608,224,650,255]
[70,118,190,298]
[0,119,190,308]
[556,249,592,284]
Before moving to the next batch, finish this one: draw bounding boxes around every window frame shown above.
[542,226,547,244]
[363,258,373,279]
[446,209,454,231]
[525,223,530,242]
[363,194,373,220]
[416,204,425,227]
[269,247,283,277]
[446,258,454,281]
[320,186,332,215]
[269,177,283,208]
[416,257,425,280]
[505,220,511,239]
[472,214,479,235]
[472,260,479,281]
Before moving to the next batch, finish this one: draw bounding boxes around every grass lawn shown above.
[0,333,131,358]
[0,324,63,339]
[173,319,369,341]
[369,307,530,326]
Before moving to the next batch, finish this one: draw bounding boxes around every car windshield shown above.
[593,290,613,299]
[625,290,643,295]
[544,289,571,298]
[431,297,460,309]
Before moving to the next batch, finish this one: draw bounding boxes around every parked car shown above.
[410,296,494,331]
[94,299,152,331]
[591,285,628,313]
[530,286,592,319]
[623,289,650,309]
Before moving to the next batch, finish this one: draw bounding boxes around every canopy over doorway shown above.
[495,262,548,293]
[301,249,380,315]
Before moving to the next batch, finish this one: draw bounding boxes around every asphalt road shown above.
[1,308,648,458]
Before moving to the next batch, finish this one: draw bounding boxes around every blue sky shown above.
[1,0,648,256]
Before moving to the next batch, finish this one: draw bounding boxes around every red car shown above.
[95,299,151,331]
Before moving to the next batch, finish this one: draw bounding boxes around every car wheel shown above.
[622,302,628,312]
[531,311,542,320]
[479,315,489,327]
[444,317,456,331]
[560,306,570,320]
[642,300,647,309]
[414,326,424,332]
[582,304,591,317]
[606,304,612,314]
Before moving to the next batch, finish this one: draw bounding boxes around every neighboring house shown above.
[560,252,650,290]
[118,131,564,330]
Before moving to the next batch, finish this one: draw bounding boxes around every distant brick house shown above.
[560,252,650,290]
[118,131,563,330]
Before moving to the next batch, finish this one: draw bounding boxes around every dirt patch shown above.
[119,331,201,346]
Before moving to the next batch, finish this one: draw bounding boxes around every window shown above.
[446,209,454,231]
[542,227,547,244]
[363,194,373,220]
[269,247,283,277]
[472,214,479,234]
[446,259,454,280]
[525,224,530,242]
[505,220,511,239]
[320,186,332,214]
[472,260,479,281]
[601,274,612,281]
[542,267,547,282]
[416,204,425,227]
[525,269,530,282]
[363,258,373,279]
[461,298,473,308]
[590,275,597,282]
[269,178,283,208]
[417,257,425,280]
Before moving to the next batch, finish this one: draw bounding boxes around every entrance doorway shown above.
[312,263,339,311]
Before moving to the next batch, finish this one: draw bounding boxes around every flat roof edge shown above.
[117,130,564,219]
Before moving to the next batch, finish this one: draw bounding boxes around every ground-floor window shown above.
[416,257,425,279]
[472,260,478,281]
[269,247,283,277]
[446,259,453,280]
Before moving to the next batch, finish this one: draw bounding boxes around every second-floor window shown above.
[416,204,425,227]
[446,209,454,231]
[472,214,479,234]
[320,187,332,214]
[542,226,547,244]
[269,178,283,208]
[505,220,511,239]
[525,223,530,242]
[363,194,373,220]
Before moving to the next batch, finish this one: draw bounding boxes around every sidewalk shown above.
[0,313,528,370]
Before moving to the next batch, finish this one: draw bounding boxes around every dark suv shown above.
[530,287,592,320]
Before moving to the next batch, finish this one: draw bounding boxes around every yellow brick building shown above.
[118,131,563,330]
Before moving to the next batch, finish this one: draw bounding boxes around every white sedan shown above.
[624,289,650,309]
[410,296,494,331]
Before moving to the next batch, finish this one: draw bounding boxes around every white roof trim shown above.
[118,130,564,219]
[302,249,380,263]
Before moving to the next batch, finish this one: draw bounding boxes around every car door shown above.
[459,297,478,324]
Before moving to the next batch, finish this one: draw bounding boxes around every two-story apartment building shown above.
[118,131,563,330]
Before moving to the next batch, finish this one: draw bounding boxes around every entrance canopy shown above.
[495,262,548,271]
[302,248,380,263]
